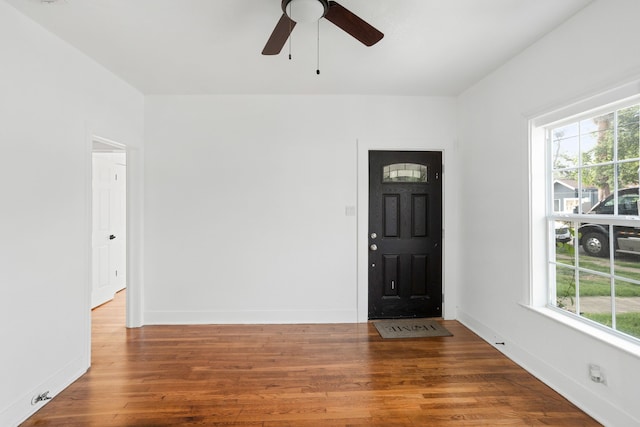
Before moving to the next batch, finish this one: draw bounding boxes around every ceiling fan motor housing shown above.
[263,0,383,55]
[281,0,329,23]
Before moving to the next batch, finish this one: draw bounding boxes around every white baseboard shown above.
[144,309,358,325]
[0,356,88,427]
[457,309,637,427]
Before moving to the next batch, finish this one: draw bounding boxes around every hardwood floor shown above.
[21,291,600,426]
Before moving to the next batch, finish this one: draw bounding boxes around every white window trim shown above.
[528,78,640,357]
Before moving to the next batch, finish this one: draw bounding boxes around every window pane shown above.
[578,272,612,328]
[615,278,640,339]
[618,105,640,127]
[555,264,576,312]
[556,179,599,214]
[552,172,579,213]
[613,275,640,297]
[618,105,640,161]
[578,186,599,214]
[579,271,611,301]
[581,165,615,214]
[551,126,578,169]
[553,220,574,260]
[578,252,611,280]
[582,312,613,330]
[579,223,610,258]
[614,186,639,216]
[613,227,640,276]
[382,163,427,183]
[581,113,614,166]
[618,162,640,201]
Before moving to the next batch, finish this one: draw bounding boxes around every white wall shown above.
[0,2,144,426]
[13,0,640,424]
[144,95,459,324]
[457,1,640,425]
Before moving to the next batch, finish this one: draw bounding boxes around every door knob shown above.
[370,244,378,251]
[109,235,116,240]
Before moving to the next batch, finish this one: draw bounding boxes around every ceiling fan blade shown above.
[262,13,297,55]
[324,1,383,47]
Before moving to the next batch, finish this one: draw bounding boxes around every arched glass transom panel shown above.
[382,163,428,183]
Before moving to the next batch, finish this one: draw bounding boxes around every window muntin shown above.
[547,100,640,342]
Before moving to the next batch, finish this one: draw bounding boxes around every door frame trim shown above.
[356,139,445,322]
[87,134,143,330]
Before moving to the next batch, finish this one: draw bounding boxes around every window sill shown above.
[521,303,640,359]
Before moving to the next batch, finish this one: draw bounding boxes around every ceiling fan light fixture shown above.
[263,0,383,56]
[283,0,328,23]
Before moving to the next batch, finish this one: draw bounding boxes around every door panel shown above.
[383,255,399,297]
[412,194,428,237]
[411,254,428,296]
[111,162,127,291]
[368,151,442,319]
[384,195,399,237]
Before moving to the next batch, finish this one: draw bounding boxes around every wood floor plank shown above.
[20,291,600,426]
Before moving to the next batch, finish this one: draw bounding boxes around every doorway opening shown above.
[91,138,127,310]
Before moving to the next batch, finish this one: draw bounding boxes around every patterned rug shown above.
[373,318,453,339]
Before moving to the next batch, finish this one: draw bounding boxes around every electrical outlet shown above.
[589,364,606,385]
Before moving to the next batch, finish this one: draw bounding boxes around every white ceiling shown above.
[6,0,592,96]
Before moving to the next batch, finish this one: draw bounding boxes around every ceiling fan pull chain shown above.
[316,19,320,75]
[288,2,292,60]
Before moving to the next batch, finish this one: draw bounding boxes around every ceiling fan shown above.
[262,0,384,55]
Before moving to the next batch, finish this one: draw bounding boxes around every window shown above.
[542,97,640,342]
[382,163,428,183]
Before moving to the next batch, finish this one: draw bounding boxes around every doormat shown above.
[373,318,452,339]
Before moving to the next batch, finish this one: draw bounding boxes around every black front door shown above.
[368,151,442,319]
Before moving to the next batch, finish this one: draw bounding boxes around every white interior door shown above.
[92,152,126,308]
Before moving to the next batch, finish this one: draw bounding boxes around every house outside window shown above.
[540,95,640,343]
